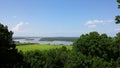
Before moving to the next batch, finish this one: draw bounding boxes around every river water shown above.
[14,38,73,45]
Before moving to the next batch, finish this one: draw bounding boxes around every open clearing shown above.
[16,44,72,52]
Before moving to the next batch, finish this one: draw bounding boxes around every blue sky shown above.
[0,0,120,37]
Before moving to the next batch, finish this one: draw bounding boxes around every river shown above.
[14,38,73,45]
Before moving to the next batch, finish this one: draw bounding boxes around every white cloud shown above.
[85,20,113,28]
[12,22,29,32]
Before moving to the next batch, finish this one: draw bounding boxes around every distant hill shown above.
[13,37,79,42]
[39,37,79,42]
[13,37,40,40]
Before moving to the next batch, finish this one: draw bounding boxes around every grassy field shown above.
[16,44,72,52]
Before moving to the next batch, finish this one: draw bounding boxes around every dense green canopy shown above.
[0,23,23,67]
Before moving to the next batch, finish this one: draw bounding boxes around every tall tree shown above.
[0,23,23,68]
[73,32,112,59]
[115,0,120,24]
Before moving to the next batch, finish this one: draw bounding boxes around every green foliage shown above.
[72,31,120,68]
[90,57,114,68]
[73,32,112,59]
[115,0,120,24]
[23,46,68,68]
[115,16,120,24]
[44,46,68,68]
[73,32,100,55]
[0,23,23,67]
[110,32,120,60]
[0,23,14,48]
[66,52,90,68]
[117,0,120,8]
[23,50,46,68]
[67,52,114,68]
[116,57,120,67]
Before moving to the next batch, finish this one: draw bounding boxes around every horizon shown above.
[0,0,120,37]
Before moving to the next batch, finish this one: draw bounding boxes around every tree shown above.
[0,23,23,68]
[117,0,120,8]
[73,32,100,55]
[66,52,90,68]
[72,32,120,67]
[73,32,113,60]
[111,32,120,60]
[45,46,68,68]
[23,50,46,68]
[115,0,120,24]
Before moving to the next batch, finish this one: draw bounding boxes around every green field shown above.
[16,44,72,52]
